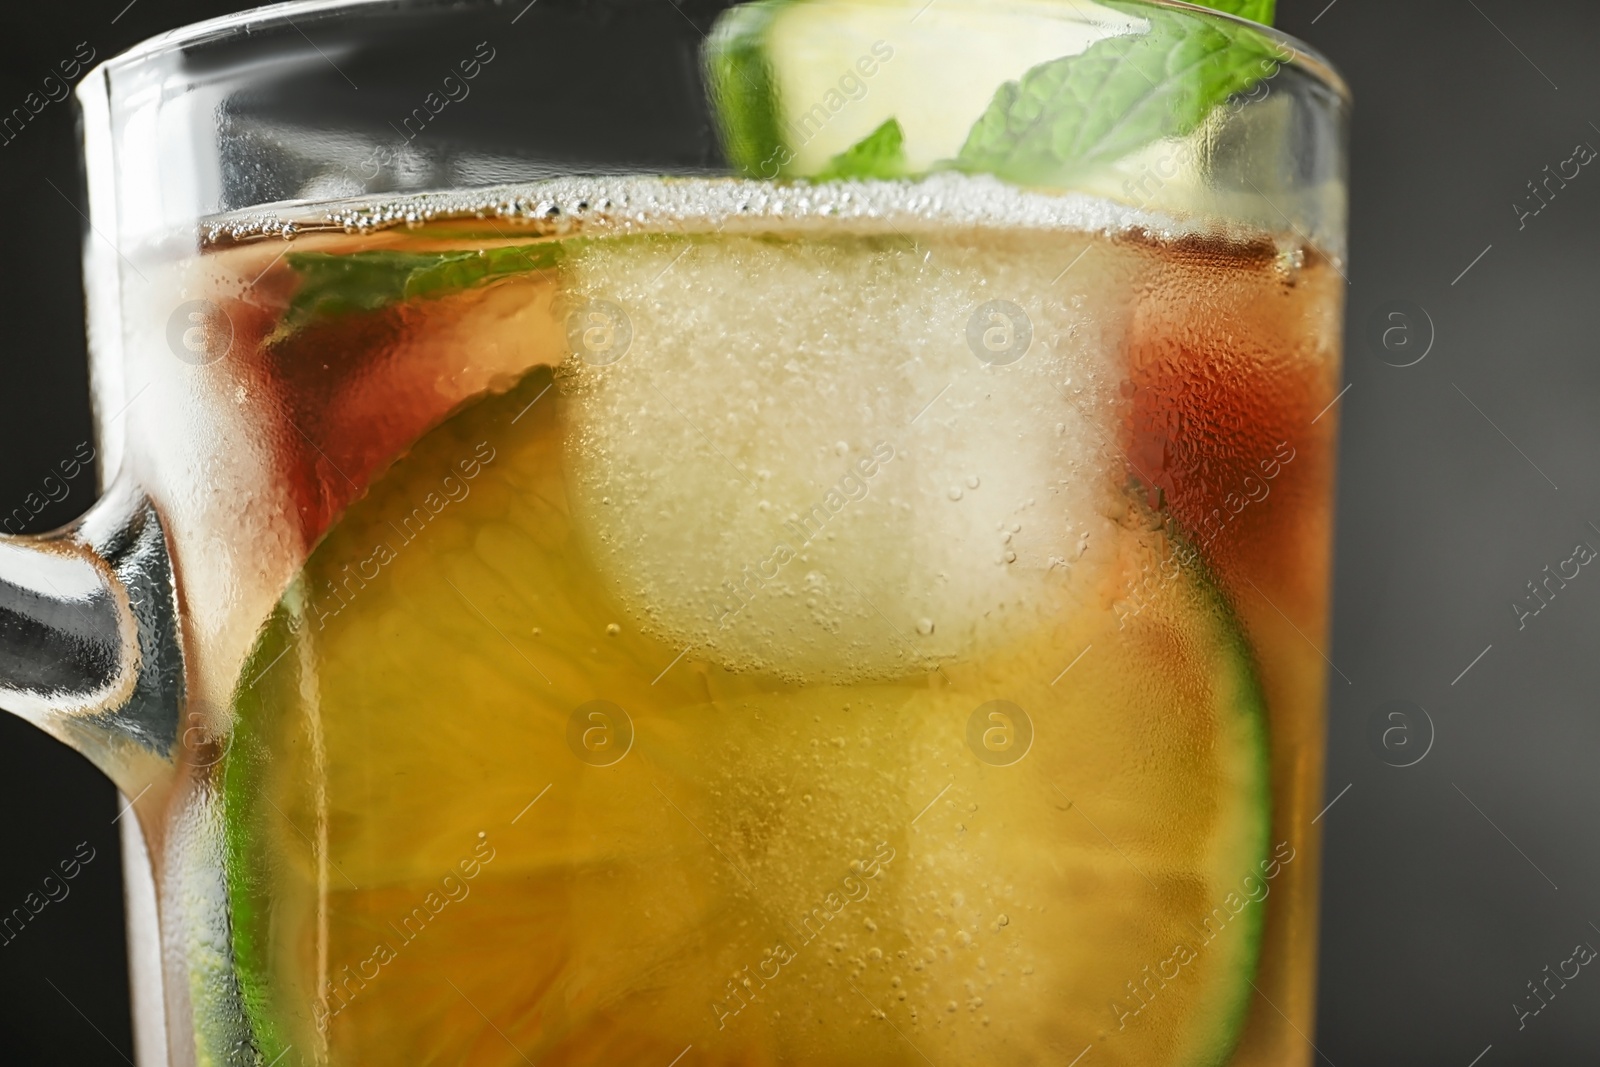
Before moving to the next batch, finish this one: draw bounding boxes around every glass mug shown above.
[2,0,1345,1063]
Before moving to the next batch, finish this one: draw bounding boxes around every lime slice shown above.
[708,0,1287,191]
[709,0,1143,176]
[224,356,1269,1066]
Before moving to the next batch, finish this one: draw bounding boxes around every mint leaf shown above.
[954,4,1282,187]
[1192,0,1276,25]
[279,242,565,334]
[813,119,910,181]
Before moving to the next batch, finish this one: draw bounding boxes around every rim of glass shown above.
[82,0,1350,102]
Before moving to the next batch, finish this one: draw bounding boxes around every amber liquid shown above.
[172,177,1340,1067]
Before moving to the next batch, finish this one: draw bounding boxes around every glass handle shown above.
[0,482,183,795]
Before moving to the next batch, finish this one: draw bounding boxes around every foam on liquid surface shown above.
[202,171,1272,246]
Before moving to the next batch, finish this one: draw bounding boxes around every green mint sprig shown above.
[814,119,910,182]
[951,2,1284,185]
[1195,0,1276,25]
[276,242,566,336]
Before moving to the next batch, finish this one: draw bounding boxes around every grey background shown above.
[0,0,1596,1063]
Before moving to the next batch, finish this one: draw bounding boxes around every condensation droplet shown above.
[606,623,621,636]
[965,475,980,489]
[916,617,935,635]
[947,487,963,501]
